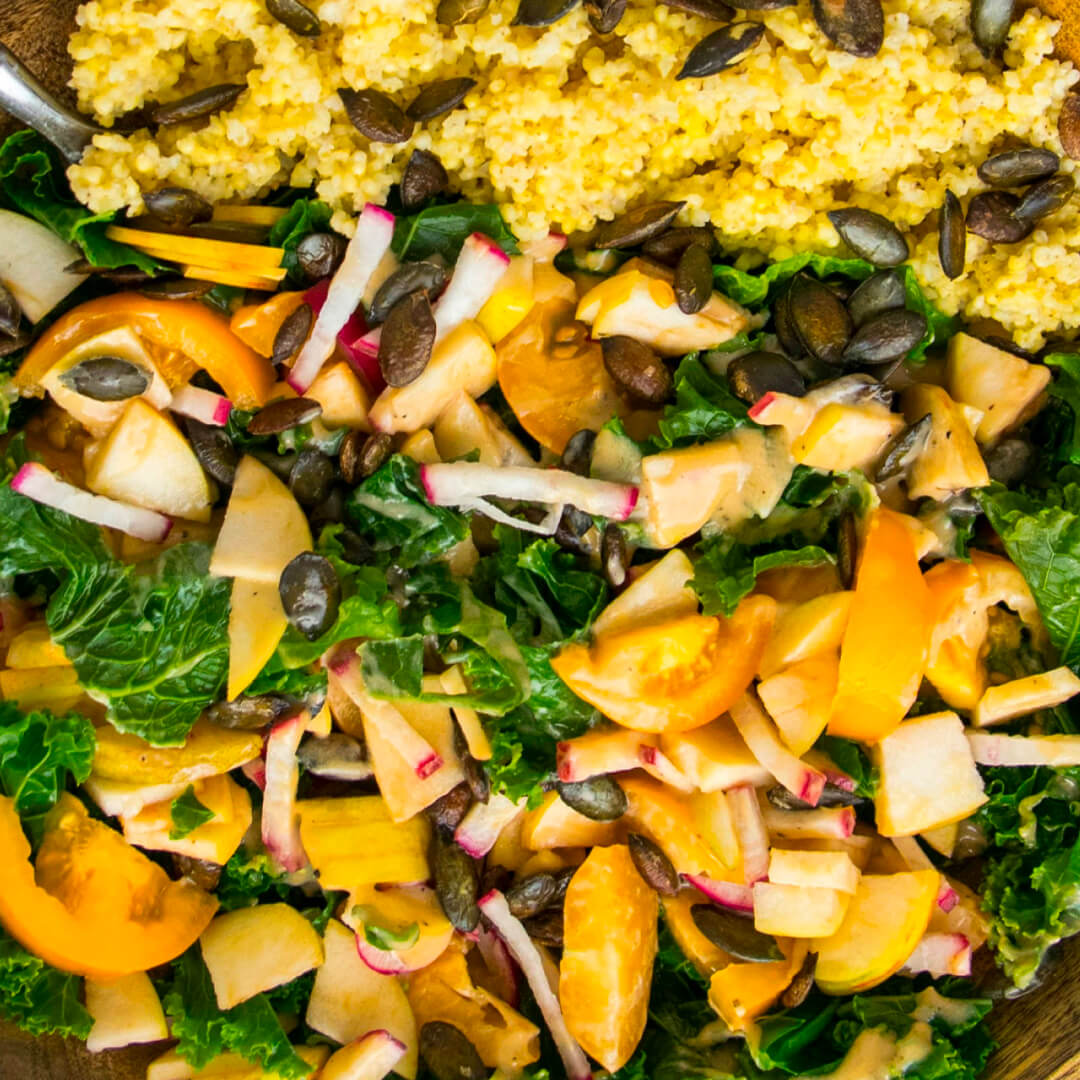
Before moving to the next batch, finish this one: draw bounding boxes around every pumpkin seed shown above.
[185,417,239,486]
[272,302,314,365]
[310,486,347,533]
[691,904,784,962]
[335,528,376,565]
[586,0,627,33]
[339,87,414,144]
[938,190,966,281]
[727,351,806,404]
[977,146,1059,187]
[420,1022,487,1080]
[298,732,368,775]
[139,277,215,300]
[661,0,735,20]
[426,783,473,832]
[266,0,322,36]
[66,259,153,286]
[731,0,795,7]
[436,0,490,24]
[433,832,480,931]
[556,506,594,556]
[552,866,576,903]
[560,429,597,476]
[296,232,347,280]
[339,430,366,487]
[789,274,852,365]
[0,328,30,358]
[0,284,20,337]
[513,0,580,26]
[172,854,223,891]
[837,510,857,589]
[845,269,906,328]
[841,308,927,366]
[143,186,214,228]
[772,289,804,357]
[279,552,341,641]
[971,0,1014,58]
[677,22,765,80]
[206,692,293,730]
[369,260,448,325]
[253,449,298,482]
[1060,94,1080,162]
[601,335,672,405]
[356,433,395,480]
[1015,174,1076,224]
[766,783,862,811]
[593,201,686,249]
[401,149,450,212]
[642,226,717,265]
[628,833,680,896]
[966,191,1032,244]
[58,356,151,401]
[289,446,335,508]
[811,0,884,56]
[827,208,908,267]
[506,872,559,919]
[407,77,477,122]
[248,396,322,435]
[876,413,931,482]
[602,522,628,588]
[674,243,714,314]
[782,952,818,1008]
[555,776,627,821]
[522,909,564,947]
[152,84,246,125]
[985,437,1035,486]
[380,290,437,387]
[461,750,491,804]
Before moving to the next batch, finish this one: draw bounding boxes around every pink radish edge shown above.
[683,873,755,913]
[937,882,959,912]
[261,713,308,872]
[355,936,412,976]
[475,926,520,1008]
[171,384,233,427]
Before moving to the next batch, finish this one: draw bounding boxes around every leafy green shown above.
[980,475,1080,671]
[216,851,292,911]
[169,785,216,840]
[651,351,749,450]
[364,922,419,950]
[816,735,880,798]
[0,929,92,1039]
[265,972,316,1018]
[694,540,831,617]
[346,455,469,569]
[0,481,231,744]
[0,702,95,817]
[163,949,314,1079]
[392,202,518,262]
[0,130,162,272]
[268,197,334,283]
[1044,353,1080,463]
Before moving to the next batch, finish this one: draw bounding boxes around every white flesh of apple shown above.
[967,732,1080,767]
[972,666,1080,728]
[83,775,188,818]
[659,715,772,792]
[762,804,856,840]
[690,790,740,868]
[753,881,851,938]
[767,848,861,894]
[0,208,86,322]
[85,971,168,1052]
[592,548,697,638]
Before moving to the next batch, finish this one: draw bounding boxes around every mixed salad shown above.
[1,126,1080,1080]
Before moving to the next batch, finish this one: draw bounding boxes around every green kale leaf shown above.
[1044,352,1080,464]
[815,735,880,798]
[651,351,749,451]
[169,785,216,840]
[0,929,92,1039]
[267,197,334,283]
[392,202,518,262]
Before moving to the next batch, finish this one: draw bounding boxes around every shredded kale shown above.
[267,197,334,283]
[651,351,751,451]
[0,929,92,1040]
[169,785,216,840]
[391,202,518,262]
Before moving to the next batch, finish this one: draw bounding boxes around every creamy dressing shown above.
[349,493,438,524]
[794,1022,935,1080]
[912,986,981,1028]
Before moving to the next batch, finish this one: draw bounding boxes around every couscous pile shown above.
[67,0,1078,347]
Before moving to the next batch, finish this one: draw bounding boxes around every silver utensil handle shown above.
[0,42,99,163]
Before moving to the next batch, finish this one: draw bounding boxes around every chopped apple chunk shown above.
[967,732,1080,767]
[768,848,861,894]
[753,881,850,938]
[85,972,168,1052]
[972,666,1080,728]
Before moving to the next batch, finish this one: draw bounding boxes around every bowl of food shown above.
[0,0,1079,1078]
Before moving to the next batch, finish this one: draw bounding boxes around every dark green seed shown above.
[420,1022,487,1080]
[846,269,906,327]
[522,908,564,947]
[310,485,346,533]
[966,191,1031,244]
[0,328,30,358]
[984,437,1035,486]
[185,417,239,486]
[782,952,817,1008]
[555,776,627,821]
[152,84,245,125]
[289,446,335,508]
[977,146,1059,187]
[552,866,575,903]
[1060,93,1080,162]
[139,277,215,300]
[380,290,436,387]
[338,429,366,487]
[401,149,450,213]
[731,0,795,7]
[272,302,313,365]
[407,78,476,122]
[690,904,784,962]
[426,783,473,832]
[938,191,966,281]
[555,506,594,556]
[1014,175,1076,224]
[296,232,347,280]
[593,201,686,249]
[0,284,20,337]
[369,260,448,325]
[586,0,627,33]
[601,335,672,405]
[827,208,908,266]
[266,0,322,36]
[436,0,490,24]
[248,396,322,435]
[661,0,735,20]
[811,0,884,57]
[674,243,714,314]
[279,552,341,641]
[876,413,931,482]
[677,22,765,80]
[172,854,223,891]
[253,449,298,482]
[433,833,480,931]
[789,273,852,365]
[728,352,805,404]
[66,259,153,286]
[772,288,804,357]
[298,732,367,775]
[971,0,1014,58]
[841,308,927,366]
[339,87,414,144]
[206,692,292,730]
[513,0,580,27]
[642,226,717,265]
[837,510,857,589]
[58,356,151,401]
[560,429,597,476]
[506,872,559,919]
[627,833,680,896]
[357,432,394,479]
[143,186,214,228]
[602,522,628,588]
[462,752,490,804]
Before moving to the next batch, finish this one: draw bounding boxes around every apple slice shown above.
[521,790,622,850]
[556,727,652,782]
[967,732,1080,766]
[638,744,696,792]
[261,713,308,872]
[753,882,850,938]
[170,384,232,427]
[346,883,454,977]
[690,790,740,868]
[84,971,168,1052]
[684,873,754,913]
[200,902,325,1009]
[757,655,839,756]
[730,693,825,806]
[306,360,372,430]
[726,784,769,884]
[83,776,189,819]
[227,579,288,701]
[972,666,1080,728]
[0,208,86,322]
[813,870,941,994]
[767,849,860,894]
[454,793,524,858]
[758,592,853,678]
[593,549,698,638]
[762,803,856,840]
[322,1031,407,1080]
[659,715,771,793]
[900,932,972,977]
[209,455,312,582]
[147,1047,330,1080]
